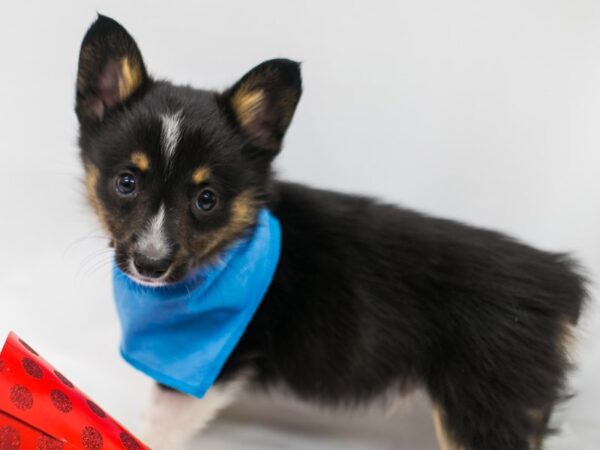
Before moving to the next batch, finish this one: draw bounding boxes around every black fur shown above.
[76,16,588,450]
[236,183,586,449]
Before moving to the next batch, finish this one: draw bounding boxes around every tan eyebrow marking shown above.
[192,166,211,184]
[131,152,150,172]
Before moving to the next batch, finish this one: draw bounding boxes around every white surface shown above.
[1,1,599,449]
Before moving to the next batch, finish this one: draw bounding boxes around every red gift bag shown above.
[0,332,149,449]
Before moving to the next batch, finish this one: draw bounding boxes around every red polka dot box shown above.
[0,332,149,450]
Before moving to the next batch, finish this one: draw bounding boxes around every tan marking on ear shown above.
[84,163,110,234]
[432,406,462,450]
[119,57,143,100]
[231,88,265,129]
[131,151,150,172]
[192,166,211,184]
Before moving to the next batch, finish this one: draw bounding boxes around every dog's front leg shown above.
[140,378,244,450]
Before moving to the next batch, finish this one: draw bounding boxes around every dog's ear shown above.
[222,59,302,155]
[76,15,148,122]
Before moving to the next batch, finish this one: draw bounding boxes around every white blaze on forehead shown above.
[160,110,183,169]
[135,204,170,260]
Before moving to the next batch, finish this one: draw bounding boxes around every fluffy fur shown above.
[76,15,588,450]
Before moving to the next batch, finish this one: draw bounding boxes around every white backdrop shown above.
[1,1,599,449]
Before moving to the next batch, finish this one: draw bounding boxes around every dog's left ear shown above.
[76,15,148,122]
[222,59,302,154]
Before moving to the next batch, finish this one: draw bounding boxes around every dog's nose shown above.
[133,254,172,279]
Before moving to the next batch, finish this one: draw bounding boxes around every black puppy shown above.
[76,15,587,450]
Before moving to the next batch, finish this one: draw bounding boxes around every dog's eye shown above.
[195,189,217,212]
[115,172,137,196]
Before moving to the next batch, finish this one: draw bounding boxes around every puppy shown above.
[75,15,587,450]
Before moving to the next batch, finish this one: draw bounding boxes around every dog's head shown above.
[76,15,301,286]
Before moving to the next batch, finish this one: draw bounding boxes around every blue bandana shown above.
[112,209,281,398]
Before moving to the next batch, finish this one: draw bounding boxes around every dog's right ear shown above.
[76,15,148,122]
